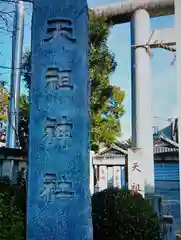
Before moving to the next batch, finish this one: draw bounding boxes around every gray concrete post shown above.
[5,1,24,180]
[7,1,24,149]
[131,9,154,193]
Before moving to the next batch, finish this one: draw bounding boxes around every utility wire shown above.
[0,64,22,69]
[0,0,33,3]
[0,64,31,75]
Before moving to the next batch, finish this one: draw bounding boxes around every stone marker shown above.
[27,0,93,239]
[113,166,121,188]
[98,166,108,191]
[128,148,145,197]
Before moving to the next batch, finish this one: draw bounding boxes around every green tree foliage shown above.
[0,78,29,149]
[21,11,125,151]
[0,81,8,121]
[89,11,125,151]
[18,95,29,151]
[92,188,161,240]
[22,50,31,90]
[19,94,29,118]
[117,138,132,150]
[0,176,26,240]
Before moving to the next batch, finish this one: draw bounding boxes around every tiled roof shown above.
[96,151,126,158]
[159,135,179,148]
[96,134,179,157]
[154,146,178,154]
[96,144,128,157]
[153,135,178,154]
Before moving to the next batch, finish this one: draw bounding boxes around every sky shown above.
[0,0,176,141]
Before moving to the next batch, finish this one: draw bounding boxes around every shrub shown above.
[0,175,26,240]
[0,175,26,214]
[92,188,161,240]
[0,192,25,240]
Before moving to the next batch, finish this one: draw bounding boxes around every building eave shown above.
[160,135,179,148]
[154,146,178,154]
[96,144,128,157]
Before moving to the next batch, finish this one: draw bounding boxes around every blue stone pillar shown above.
[27,1,93,239]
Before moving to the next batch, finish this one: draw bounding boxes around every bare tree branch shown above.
[0,2,14,33]
[0,0,32,77]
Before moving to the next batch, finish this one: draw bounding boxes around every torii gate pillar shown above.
[131,9,155,194]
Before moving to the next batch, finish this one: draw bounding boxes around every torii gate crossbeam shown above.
[94,0,174,24]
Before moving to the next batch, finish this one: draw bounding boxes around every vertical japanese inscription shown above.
[44,116,73,148]
[40,173,57,202]
[45,68,73,91]
[40,173,75,202]
[131,183,142,193]
[132,162,141,172]
[115,169,120,187]
[44,19,76,42]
